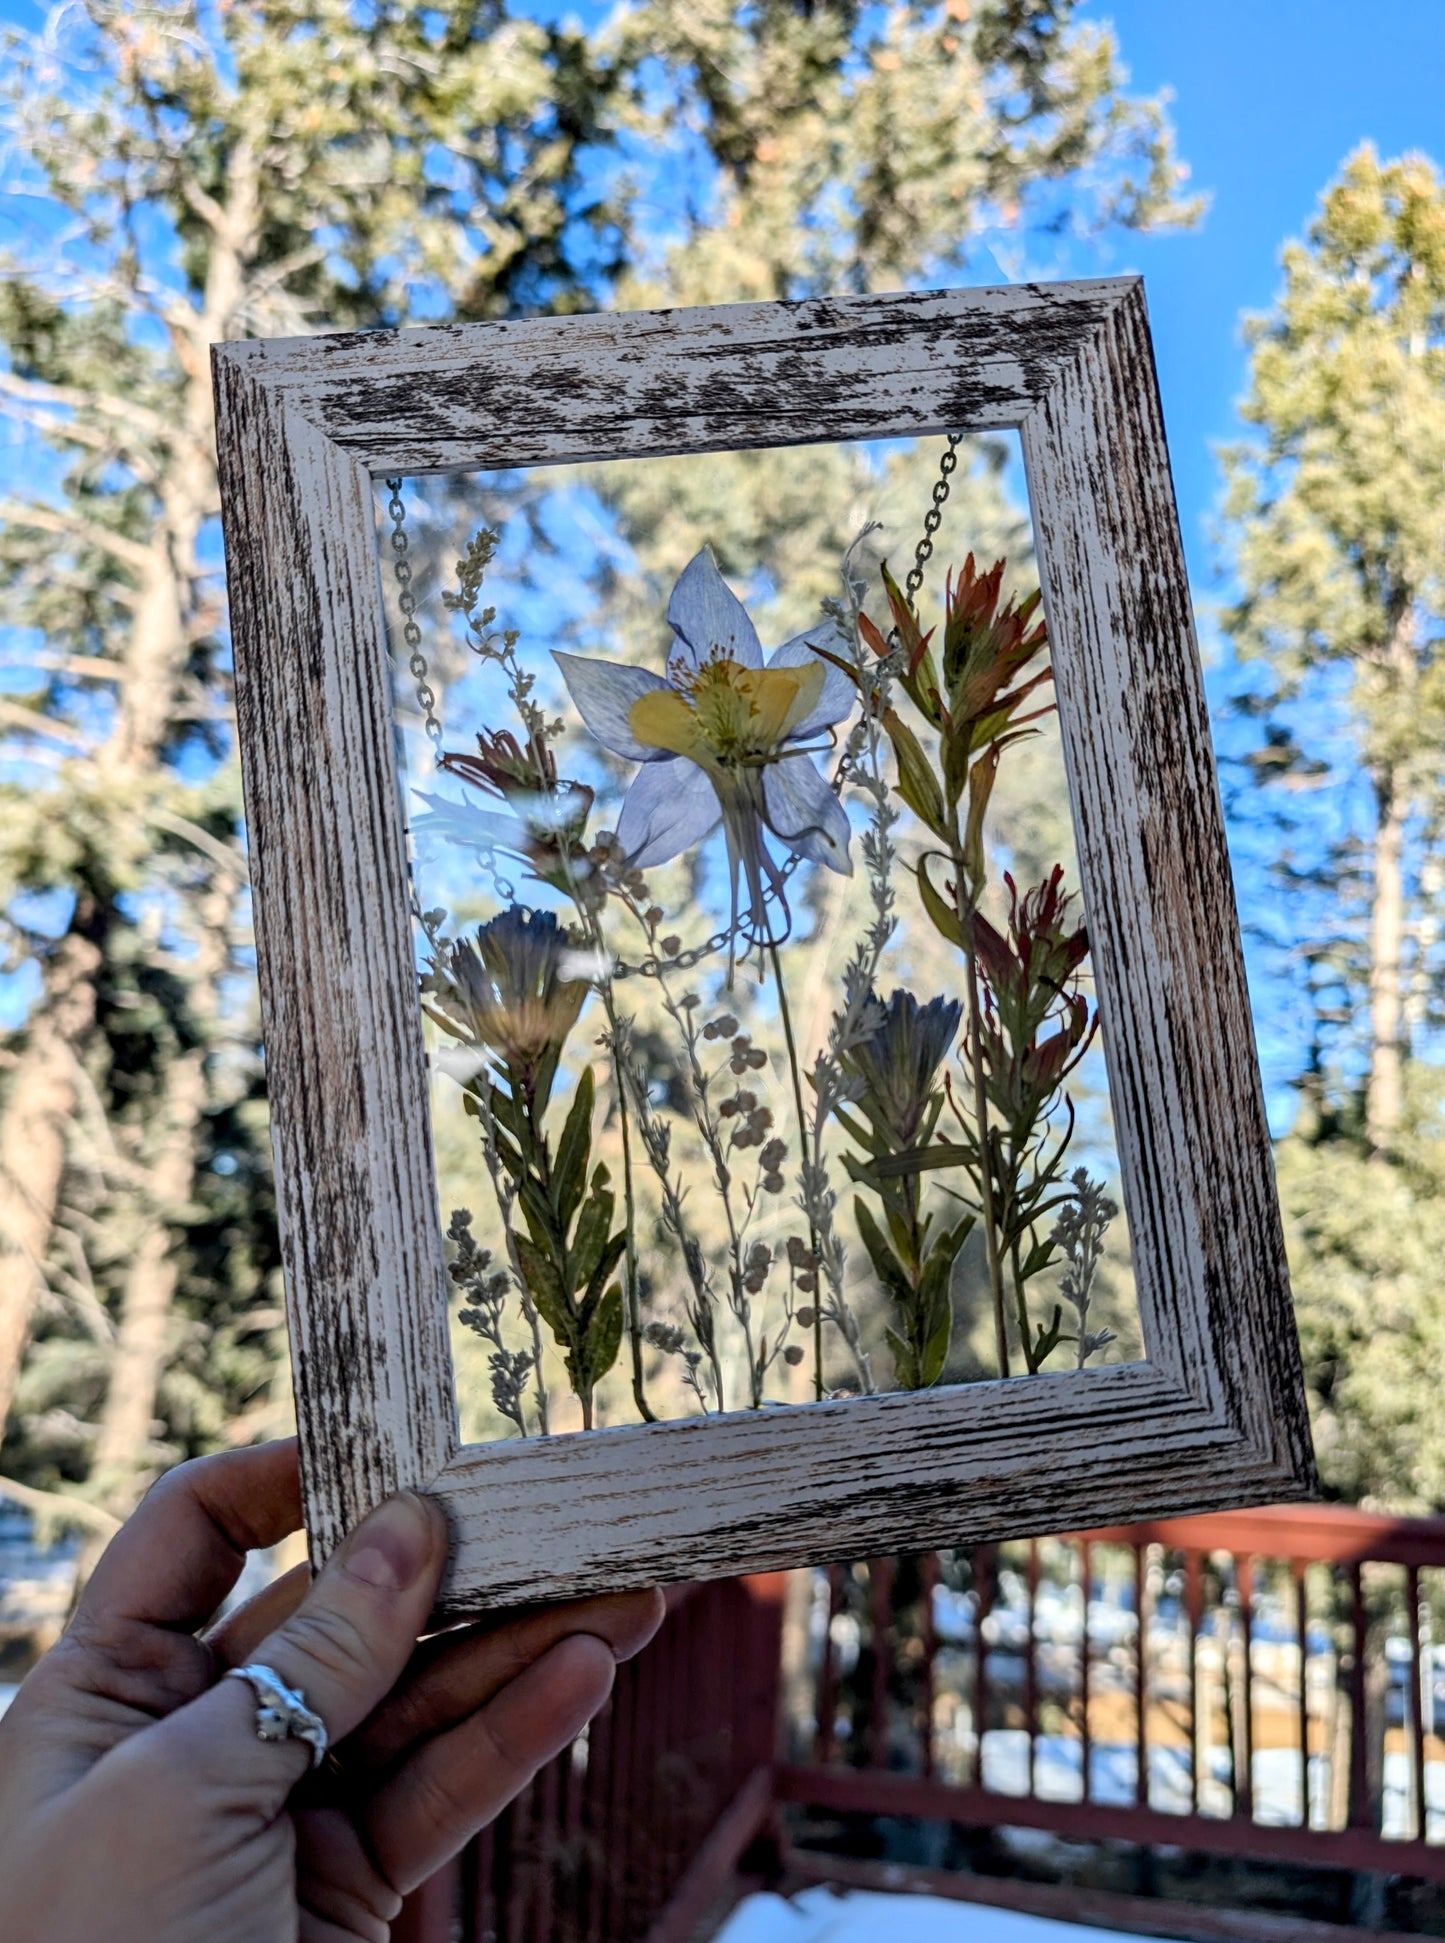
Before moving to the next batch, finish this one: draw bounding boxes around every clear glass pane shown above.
[374,433,1141,1442]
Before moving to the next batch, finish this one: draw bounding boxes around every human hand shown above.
[0,1439,663,1941]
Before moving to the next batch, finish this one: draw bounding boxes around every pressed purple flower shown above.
[554,547,855,969]
[842,988,963,1147]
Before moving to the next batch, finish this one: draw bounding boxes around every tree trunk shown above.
[0,178,255,1473]
[1364,605,1421,1154]
[1365,765,1406,1153]
[86,1047,207,1514]
[0,932,101,1433]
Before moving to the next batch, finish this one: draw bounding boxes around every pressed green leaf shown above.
[916,854,965,946]
[583,1284,624,1383]
[854,1196,912,1306]
[486,1085,525,1144]
[554,1067,594,1229]
[884,1201,917,1270]
[569,1200,614,1297]
[1029,1303,1066,1370]
[513,1235,572,1342]
[917,1245,955,1386]
[517,1174,560,1251]
[583,1230,627,1307]
[940,718,972,808]
[839,1148,878,1189]
[883,709,946,833]
[834,1105,884,1155]
[940,1213,976,1261]
[570,1165,616,1292]
[1020,1235,1057,1281]
[962,742,1003,897]
[885,1324,920,1392]
[870,1141,973,1180]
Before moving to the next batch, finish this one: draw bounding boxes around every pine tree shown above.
[1220,145,1445,1151]
[1,0,1195,1520]
[1219,147,1445,1506]
[0,0,627,1515]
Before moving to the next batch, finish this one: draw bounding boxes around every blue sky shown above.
[1073,0,1444,585]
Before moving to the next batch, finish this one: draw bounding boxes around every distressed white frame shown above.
[213,280,1314,1615]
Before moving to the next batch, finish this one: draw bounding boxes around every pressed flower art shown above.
[382,441,1137,1440]
[555,548,855,977]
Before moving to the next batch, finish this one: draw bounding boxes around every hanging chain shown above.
[770,427,963,881]
[385,478,442,747]
[385,480,517,904]
[386,436,962,979]
[904,432,962,607]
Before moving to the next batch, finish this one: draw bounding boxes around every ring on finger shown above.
[227,1662,330,1768]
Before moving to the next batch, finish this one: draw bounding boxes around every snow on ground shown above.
[974,1728,1444,1841]
[716,1885,1172,1941]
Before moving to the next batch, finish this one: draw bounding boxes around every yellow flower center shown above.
[628,655,824,769]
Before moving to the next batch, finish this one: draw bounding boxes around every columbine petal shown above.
[767,620,857,738]
[553,652,671,762]
[764,755,852,874]
[666,548,763,670]
[616,759,722,869]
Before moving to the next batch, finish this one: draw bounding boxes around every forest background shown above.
[0,0,1442,1596]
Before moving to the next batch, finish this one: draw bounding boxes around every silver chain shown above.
[385,478,441,746]
[905,433,962,607]
[383,438,962,980]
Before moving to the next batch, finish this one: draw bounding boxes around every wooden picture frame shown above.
[212,278,1315,1616]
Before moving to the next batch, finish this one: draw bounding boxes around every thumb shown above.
[146,1491,447,1812]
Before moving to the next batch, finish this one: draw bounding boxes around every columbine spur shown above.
[554,548,855,968]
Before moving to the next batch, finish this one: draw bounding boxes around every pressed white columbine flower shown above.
[554,548,855,968]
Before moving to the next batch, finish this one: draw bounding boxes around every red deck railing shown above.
[786,1504,1445,1884]
[394,1573,785,1943]
[397,1503,1445,1939]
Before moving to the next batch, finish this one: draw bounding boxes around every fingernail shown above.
[342,1492,437,1591]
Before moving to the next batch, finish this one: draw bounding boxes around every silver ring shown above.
[226,1662,329,1768]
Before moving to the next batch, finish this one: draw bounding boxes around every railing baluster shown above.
[668,1594,695,1897]
[532,1752,559,1943]
[974,1543,994,1791]
[1186,1547,1202,1816]
[869,1555,894,1770]
[1080,1538,1092,1804]
[580,1697,609,1943]
[468,1821,493,1943]
[921,1550,939,1781]
[502,1781,532,1943]
[597,1655,626,1938]
[1236,1554,1255,1822]
[1294,1560,1310,1830]
[1134,1540,1148,1809]
[1408,1562,1428,1845]
[814,1562,842,1764]
[1026,1538,1040,1800]
[1349,1559,1370,1830]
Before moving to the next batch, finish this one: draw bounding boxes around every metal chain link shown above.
[384,438,963,979]
[905,433,962,607]
[385,478,441,747]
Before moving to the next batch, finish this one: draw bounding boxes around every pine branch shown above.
[149,809,249,883]
[0,498,156,575]
[0,1474,121,1539]
[0,698,94,750]
[0,367,175,446]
